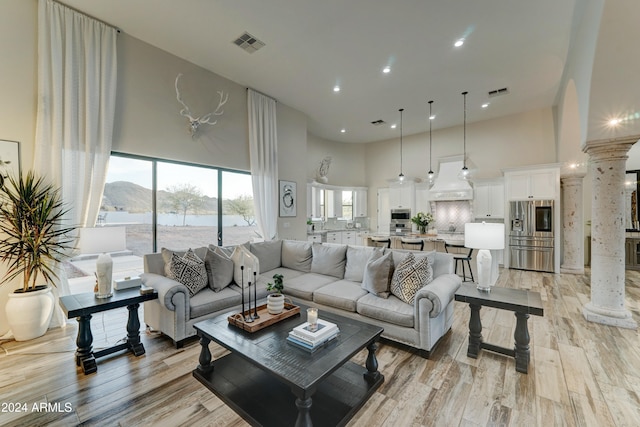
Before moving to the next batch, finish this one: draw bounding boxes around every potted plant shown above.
[0,171,76,341]
[411,211,434,234]
[266,273,285,314]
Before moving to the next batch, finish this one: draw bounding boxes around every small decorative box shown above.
[114,276,142,290]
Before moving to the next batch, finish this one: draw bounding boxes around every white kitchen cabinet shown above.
[354,189,368,217]
[355,230,369,246]
[326,231,341,244]
[473,180,504,218]
[505,168,558,200]
[414,185,431,215]
[307,184,323,218]
[342,231,356,245]
[307,234,322,243]
[389,183,415,210]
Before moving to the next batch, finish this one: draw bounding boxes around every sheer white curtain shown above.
[34,0,118,328]
[248,89,278,241]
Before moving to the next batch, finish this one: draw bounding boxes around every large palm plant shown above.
[0,171,76,292]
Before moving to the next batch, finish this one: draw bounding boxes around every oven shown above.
[390,208,411,235]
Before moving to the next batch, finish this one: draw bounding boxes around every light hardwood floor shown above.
[1,267,640,427]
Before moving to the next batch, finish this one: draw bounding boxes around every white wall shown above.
[307,134,366,186]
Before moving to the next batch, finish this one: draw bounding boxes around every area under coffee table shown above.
[192,304,384,427]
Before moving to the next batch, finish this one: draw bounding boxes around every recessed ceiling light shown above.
[383,66,391,74]
[454,38,465,47]
[609,118,621,126]
[340,129,346,133]
[429,115,436,120]
[333,85,340,92]
[482,103,489,108]
[390,124,397,129]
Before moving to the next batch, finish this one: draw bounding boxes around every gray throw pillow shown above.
[281,240,313,272]
[344,246,378,282]
[203,247,234,292]
[361,250,392,298]
[250,240,282,272]
[168,249,208,297]
[311,243,347,279]
[390,252,433,304]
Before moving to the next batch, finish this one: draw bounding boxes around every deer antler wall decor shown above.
[175,73,229,137]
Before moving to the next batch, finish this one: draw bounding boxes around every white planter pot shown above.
[5,286,55,341]
[267,294,285,315]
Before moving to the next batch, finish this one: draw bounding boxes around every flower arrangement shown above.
[411,212,434,233]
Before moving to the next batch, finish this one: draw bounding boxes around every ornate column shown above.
[560,171,586,274]
[582,135,639,329]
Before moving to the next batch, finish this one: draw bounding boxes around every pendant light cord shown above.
[428,101,433,174]
[399,108,404,178]
[462,91,468,168]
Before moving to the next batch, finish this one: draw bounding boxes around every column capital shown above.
[560,172,586,181]
[583,134,640,159]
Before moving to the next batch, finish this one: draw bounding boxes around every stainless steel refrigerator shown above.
[509,200,554,272]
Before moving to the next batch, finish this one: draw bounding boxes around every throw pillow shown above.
[361,250,392,298]
[344,246,377,282]
[230,245,260,287]
[203,247,234,292]
[281,240,313,272]
[310,243,347,279]
[162,247,208,277]
[250,240,282,272]
[390,252,433,304]
[168,249,208,297]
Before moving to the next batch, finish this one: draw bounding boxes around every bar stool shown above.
[445,242,474,282]
[400,237,424,251]
[369,236,391,248]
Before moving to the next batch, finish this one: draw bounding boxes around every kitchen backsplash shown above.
[431,200,472,233]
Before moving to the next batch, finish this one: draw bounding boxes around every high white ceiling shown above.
[62,0,577,143]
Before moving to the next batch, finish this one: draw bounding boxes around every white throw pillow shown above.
[231,245,260,287]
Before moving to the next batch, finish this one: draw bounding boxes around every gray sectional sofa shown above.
[141,239,462,356]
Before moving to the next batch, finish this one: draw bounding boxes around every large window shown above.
[101,153,254,255]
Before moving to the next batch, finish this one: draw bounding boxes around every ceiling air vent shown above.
[371,119,386,126]
[233,32,265,53]
[488,87,509,98]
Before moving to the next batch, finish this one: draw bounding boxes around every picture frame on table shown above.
[279,180,296,217]
[0,140,21,186]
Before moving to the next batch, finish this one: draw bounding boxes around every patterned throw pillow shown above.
[390,252,433,304]
[168,249,208,297]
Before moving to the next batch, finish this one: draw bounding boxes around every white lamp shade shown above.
[464,222,505,250]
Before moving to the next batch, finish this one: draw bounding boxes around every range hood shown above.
[429,159,473,200]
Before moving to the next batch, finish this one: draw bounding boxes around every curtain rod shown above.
[246,87,277,103]
[55,1,121,33]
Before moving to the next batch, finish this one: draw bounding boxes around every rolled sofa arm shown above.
[414,273,462,318]
[140,272,190,317]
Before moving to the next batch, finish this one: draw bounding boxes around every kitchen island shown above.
[365,233,465,251]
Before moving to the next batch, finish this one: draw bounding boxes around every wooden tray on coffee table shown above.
[228,302,300,333]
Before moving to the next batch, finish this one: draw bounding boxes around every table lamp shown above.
[464,222,505,291]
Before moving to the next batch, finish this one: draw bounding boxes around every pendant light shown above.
[427,100,435,185]
[398,108,405,181]
[459,91,470,180]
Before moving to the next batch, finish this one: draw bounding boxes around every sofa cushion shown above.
[310,243,347,279]
[313,280,368,312]
[168,249,208,297]
[344,246,378,282]
[161,246,208,277]
[281,240,313,272]
[361,250,392,298]
[390,252,433,304]
[231,245,260,286]
[282,273,337,300]
[356,293,414,328]
[190,287,242,319]
[250,240,282,273]
[203,247,234,292]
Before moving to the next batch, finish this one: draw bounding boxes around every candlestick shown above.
[253,271,259,319]
[240,265,246,321]
[246,279,254,323]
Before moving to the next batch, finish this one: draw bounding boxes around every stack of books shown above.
[286,319,339,353]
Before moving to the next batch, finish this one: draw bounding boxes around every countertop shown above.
[307,229,369,235]
[368,233,465,245]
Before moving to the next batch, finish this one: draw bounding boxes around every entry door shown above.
[377,188,390,233]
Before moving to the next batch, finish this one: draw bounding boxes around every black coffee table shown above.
[193,304,384,427]
[455,283,544,373]
[59,288,158,375]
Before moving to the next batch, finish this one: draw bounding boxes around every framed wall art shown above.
[279,180,297,217]
[0,140,21,184]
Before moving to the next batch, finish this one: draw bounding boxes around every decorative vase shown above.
[419,225,426,234]
[96,253,113,299]
[267,294,285,314]
[5,286,55,341]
